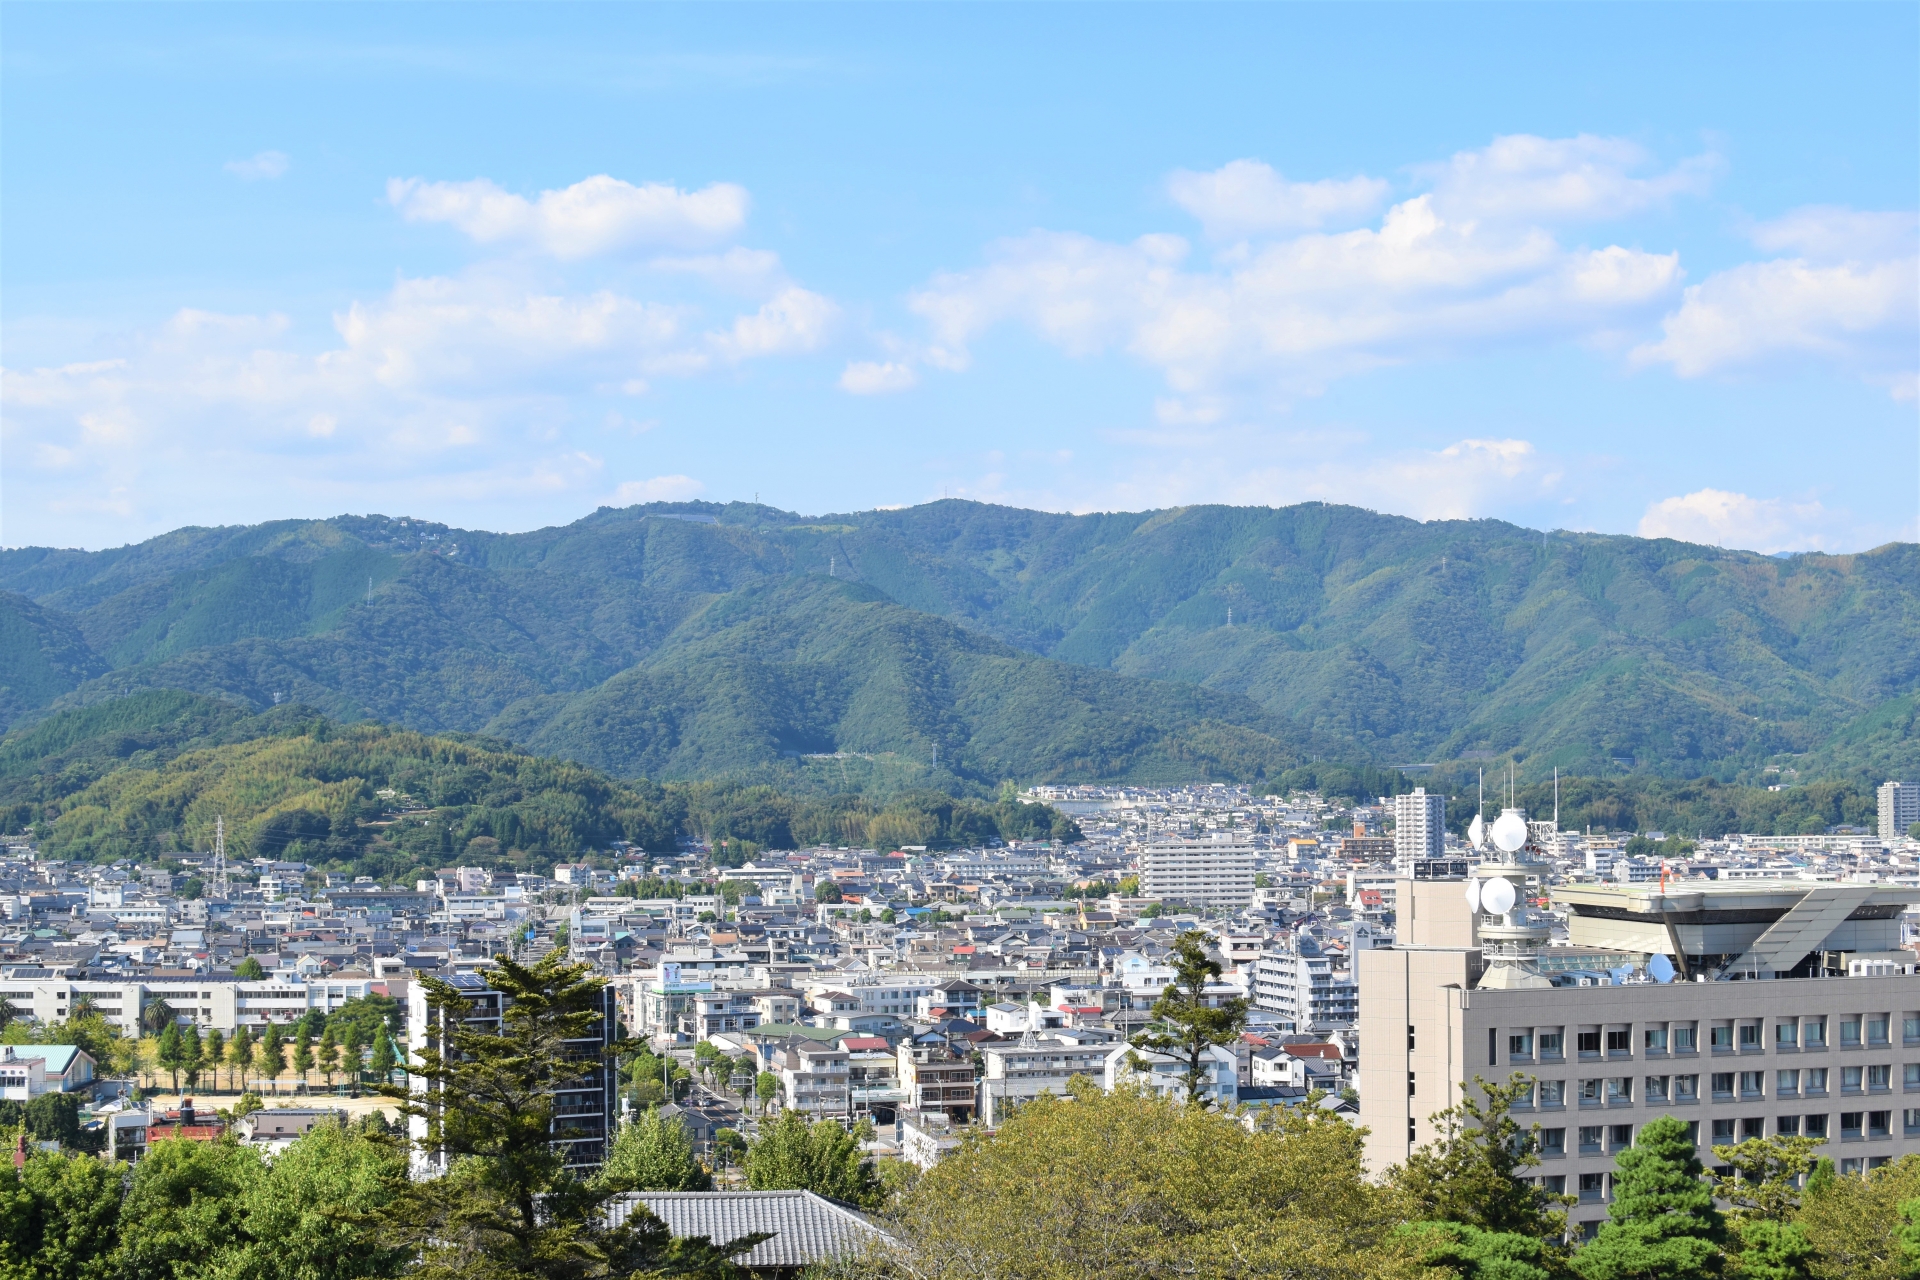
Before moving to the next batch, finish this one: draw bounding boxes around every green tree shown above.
[743,1110,881,1208]
[181,1024,205,1091]
[1796,1152,1920,1280]
[885,1082,1419,1279]
[1710,1134,1824,1280]
[1396,1221,1565,1280]
[234,956,267,980]
[381,949,757,1280]
[215,1120,409,1280]
[204,1028,227,1093]
[229,1026,257,1097]
[292,1025,315,1092]
[596,1108,712,1192]
[814,882,843,904]
[342,1025,366,1092]
[156,1022,185,1094]
[754,1072,778,1115]
[316,1027,339,1091]
[369,1029,397,1086]
[1572,1115,1727,1280]
[1389,1074,1567,1239]
[1127,930,1247,1104]
[0,1147,126,1280]
[111,1136,264,1280]
[259,1024,286,1096]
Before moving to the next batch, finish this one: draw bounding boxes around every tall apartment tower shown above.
[1393,787,1447,861]
[1879,781,1920,841]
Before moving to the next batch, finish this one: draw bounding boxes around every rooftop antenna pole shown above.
[1478,768,1484,821]
[1553,768,1559,827]
[211,815,229,901]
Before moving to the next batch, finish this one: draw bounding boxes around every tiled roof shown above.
[609,1190,886,1269]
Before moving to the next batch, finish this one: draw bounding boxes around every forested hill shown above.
[0,691,1080,868]
[2,500,1914,788]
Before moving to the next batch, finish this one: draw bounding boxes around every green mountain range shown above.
[2,501,1913,789]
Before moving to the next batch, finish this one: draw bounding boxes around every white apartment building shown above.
[1361,872,1920,1239]
[1251,939,1359,1031]
[1137,837,1257,909]
[1393,788,1447,862]
[1882,781,1920,842]
[1102,1041,1238,1107]
[779,1042,851,1116]
[979,1032,1114,1125]
[0,975,332,1037]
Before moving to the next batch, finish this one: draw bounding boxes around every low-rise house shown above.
[237,1106,349,1153]
[0,1044,93,1098]
[1101,1042,1238,1107]
[607,1190,887,1279]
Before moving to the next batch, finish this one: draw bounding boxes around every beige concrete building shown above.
[1362,865,1920,1239]
[1137,838,1257,909]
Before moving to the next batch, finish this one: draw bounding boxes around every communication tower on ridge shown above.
[210,815,230,900]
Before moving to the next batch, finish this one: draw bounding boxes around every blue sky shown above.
[4,3,1915,553]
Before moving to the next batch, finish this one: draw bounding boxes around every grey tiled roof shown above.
[608,1190,885,1269]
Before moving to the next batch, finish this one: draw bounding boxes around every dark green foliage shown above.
[1400,1221,1567,1280]
[596,1109,712,1193]
[328,994,405,1042]
[742,1110,882,1208]
[0,1147,124,1280]
[1389,1076,1566,1240]
[1573,1115,1726,1279]
[1128,930,1248,1103]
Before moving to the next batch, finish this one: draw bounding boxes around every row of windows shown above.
[1509,1064,1920,1107]
[1497,1013,1920,1064]
[1535,1109,1920,1156]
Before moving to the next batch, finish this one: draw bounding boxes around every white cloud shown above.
[225,151,290,181]
[1751,205,1919,261]
[838,360,918,394]
[612,475,704,503]
[388,173,749,258]
[1425,133,1717,223]
[1167,160,1388,238]
[1631,216,1917,392]
[1637,488,1841,554]
[709,288,838,362]
[909,188,1681,399]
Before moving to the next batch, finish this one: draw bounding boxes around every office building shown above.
[1361,867,1920,1238]
[1137,837,1258,909]
[407,971,619,1174]
[1393,789,1447,862]
[1881,781,1920,842]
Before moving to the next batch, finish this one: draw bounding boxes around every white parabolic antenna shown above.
[1491,810,1529,854]
[1482,877,1517,914]
[1468,813,1486,849]
[1464,878,1482,913]
[1648,954,1677,983]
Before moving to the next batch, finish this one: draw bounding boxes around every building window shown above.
[1779,1069,1800,1096]
[1869,1111,1891,1138]
[1777,1115,1800,1136]
[1905,1109,1920,1134]
[1578,1125,1603,1153]
[1509,1031,1534,1060]
[1841,1112,1864,1139]
[1807,1068,1829,1095]
[1580,1079,1602,1105]
[1646,1076,1669,1103]
[1904,1014,1920,1044]
[1806,1113,1830,1139]
[1843,1066,1864,1093]
[1805,1018,1827,1048]
[1740,1071,1765,1098]
[1776,1021,1799,1049]
[1869,1065,1892,1092]
[1841,1017,1863,1047]
[1739,1021,1763,1050]
[1608,1124,1633,1149]
[1712,1072,1735,1099]
[1712,1118,1736,1145]
[1540,1029,1564,1058]
[1674,1074,1698,1102]
[1906,1064,1920,1091]
[1741,1117,1764,1141]
[1540,1080,1566,1107]
[1607,1078,1634,1104]
[1710,1023,1734,1050]
[1577,1030,1601,1057]
[1645,1026,1668,1053]
[1673,1023,1698,1053]
[1541,1127,1565,1155]
[1578,1172,1606,1202]
[1606,1029,1631,1056]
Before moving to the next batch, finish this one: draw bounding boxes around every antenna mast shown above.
[211,815,230,900]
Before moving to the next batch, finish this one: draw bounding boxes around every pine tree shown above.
[181,1024,205,1091]
[342,1025,366,1092]
[229,1026,256,1096]
[259,1023,286,1096]
[1126,930,1247,1104]
[1573,1115,1727,1279]
[381,948,758,1280]
[1390,1074,1567,1238]
[204,1029,226,1093]
[156,1022,184,1094]
[317,1027,339,1090]
[292,1025,315,1092]
[369,1029,397,1086]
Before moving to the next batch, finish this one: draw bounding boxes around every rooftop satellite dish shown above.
[1468,814,1486,849]
[1491,810,1529,854]
[1648,954,1677,984]
[1481,877,1517,915]
[1464,878,1482,913]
